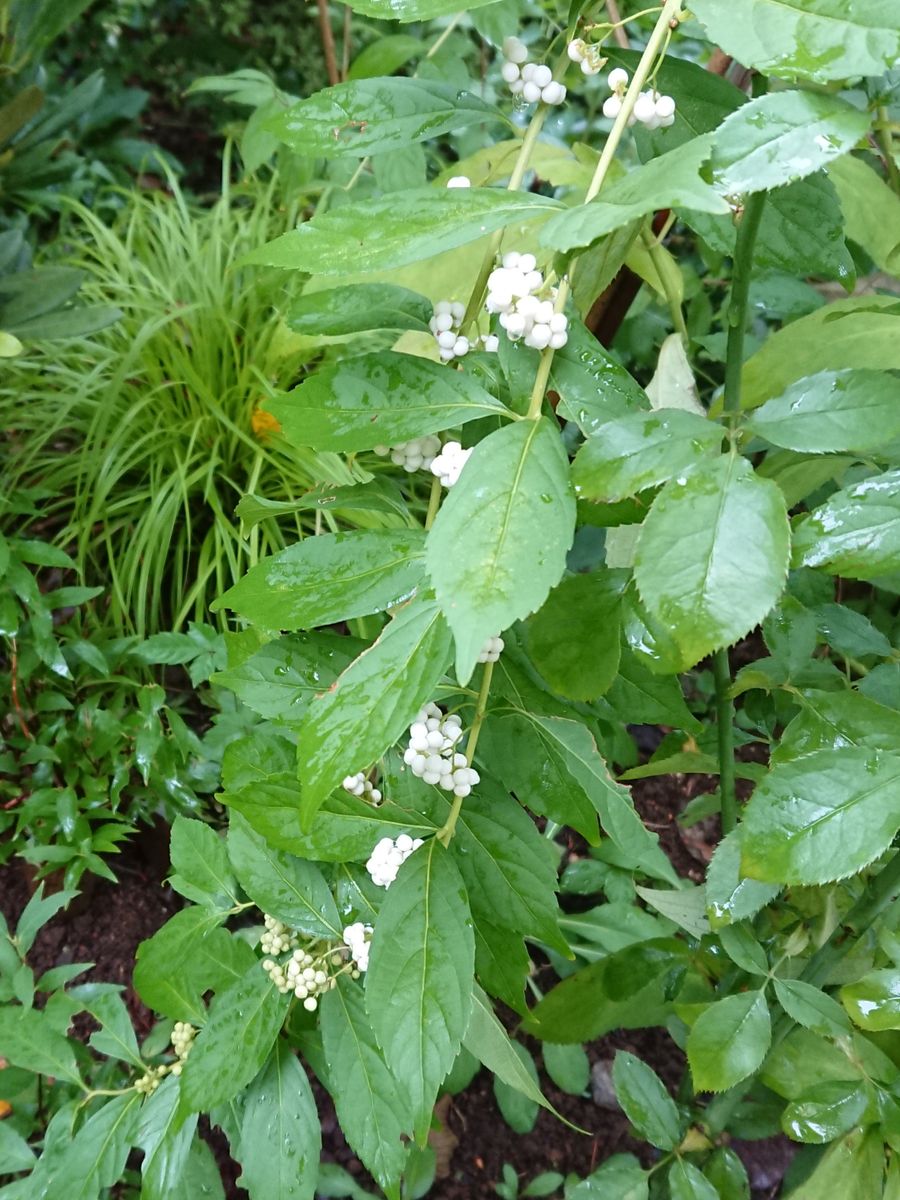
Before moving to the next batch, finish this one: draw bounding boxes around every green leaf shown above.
[541,135,730,253]
[265,79,499,159]
[211,631,364,723]
[542,1042,590,1096]
[37,1092,142,1200]
[841,969,900,1031]
[527,570,625,702]
[464,986,562,1118]
[690,0,900,82]
[286,284,432,335]
[740,296,900,411]
[235,1041,320,1200]
[741,748,900,884]
[169,816,237,907]
[573,410,722,502]
[0,1007,81,1086]
[568,1155,649,1200]
[634,454,790,666]
[268,351,509,453]
[781,1080,870,1144]
[710,91,868,195]
[180,965,291,1113]
[427,417,575,685]
[668,1159,719,1200]
[297,598,452,824]
[244,188,562,276]
[493,1041,540,1133]
[828,155,900,274]
[773,978,852,1038]
[321,978,410,1199]
[793,469,900,580]
[134,908,255,1023]
[706,830,781,927]
[213,530,426,629]
[227,814,342,938]
[365,839,474,1142]
[747,369,900,453]
[612,1051,681,1151]
[785,1128,884,1200]
[687,990,771,1092]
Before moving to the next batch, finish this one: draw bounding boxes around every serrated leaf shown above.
[690,0,900,83]
[687,990,771,1092]
[365,839,474,1142]
[235,1041,320,1200]
[612,1051,682,1151]
[634,454,790,666]
[264,78,500,159]
[542,135,729,253]
[741,748,900,884]
[227,814,342,938]
[427,417,575,685]
[526,570,625,701]
[213,529,425,629]
[268,351,509,452]
[286,283,431,336]
[180,965,291,1113]
[747,369,900,453]
[297,598,452,824]
[243,189,562,276]
[573,410,722,502]
[321,979,410,1199]
[710,91,868,195]
[773,978,852,1038]
[169,816,237,907]
[792,469,900,580]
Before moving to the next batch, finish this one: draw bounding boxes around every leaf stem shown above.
[524,0,684,421]
[437,661,494,846]
[712,192,766,835]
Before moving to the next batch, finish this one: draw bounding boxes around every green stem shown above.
[524,0,684,421]
[437,661,493,846]
[711,192,766,834]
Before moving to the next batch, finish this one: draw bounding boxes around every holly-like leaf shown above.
[541,135,730,253]
[234,1041,320,1200]
[792,469,900,580]
[243,188,562,276]
[741,748,900,884]
[180,965,291,1113]
[286,283,432,336]
[297,598,452,824]
[690,0,900,83]
[746,369,900,453]
[426,417,575,685]
[227,814,342,938]
[268,351,509,453]
[365,839,474,1142]
[213,529,425,630]
[612,1051,682,1151]
[321,978,410,1199]
[573,410,723,502]
[634,454,790,666]
[264,78,500,159]
[687,990,771,1092]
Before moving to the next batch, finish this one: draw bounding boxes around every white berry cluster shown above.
[566,37,602,75]
[429,299,470,362]
[366,833,424,888]
[260,913,298,957]
[403,702,480,797]
[500,37,567,106]
[601,68,675,129]
[374,435,441,472]
[430,440,472,488]
[342,921,373,972]
[342,771,382,804]
[169,1021,196,1076]
[487,251,568,350]
[478,635,504,663]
